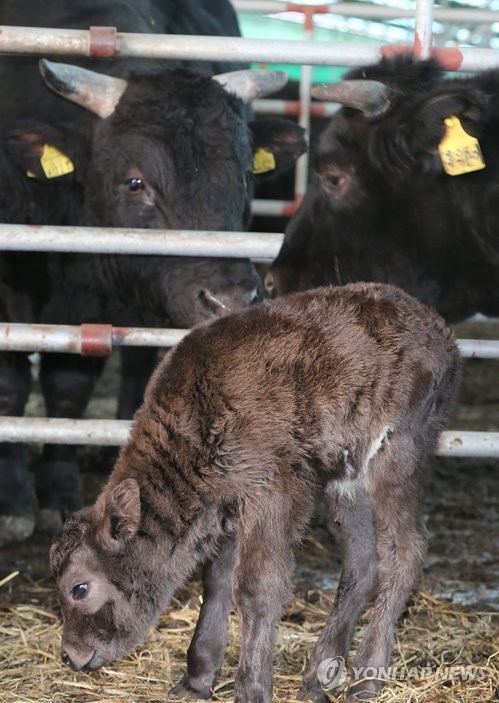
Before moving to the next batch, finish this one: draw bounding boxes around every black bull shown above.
[267,56,499,322]
[0,0,306,546]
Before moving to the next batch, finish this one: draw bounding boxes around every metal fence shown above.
[0,0,497,456]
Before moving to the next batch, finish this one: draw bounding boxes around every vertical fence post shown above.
[414,0,434,58]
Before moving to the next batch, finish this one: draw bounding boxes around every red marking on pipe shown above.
[310,104,328,118]
[282,101,328,118]
[281,195,303,218]
[380,44,463,70]
[89,26,119,58]
[413,33,423,59]
[286,4,329,14]
[286,4,330,31]
[430,47,463,71]
[304,8,314,32]
[281,203,297,218]
[80,324,113,356]
[381,44,415,59]
[110,326,131,344]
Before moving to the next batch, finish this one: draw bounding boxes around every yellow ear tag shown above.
[253,148,276,175]
[40,144,75,179]
[438,116,485,176]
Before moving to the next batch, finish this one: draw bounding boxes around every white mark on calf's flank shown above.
[363,425,394,472]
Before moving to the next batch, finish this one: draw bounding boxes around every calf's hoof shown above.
[0,513,35,547]
[297,681,329,702]
[169,674,212,700]
[346,677,384,701]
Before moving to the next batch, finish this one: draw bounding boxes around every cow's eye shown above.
[71,583,89,601]
[127,177,144,192]
[324,174,345,189]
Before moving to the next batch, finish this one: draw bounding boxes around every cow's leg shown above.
[118,346,158,419]
[33,353,105,532]
[298,489,378,703]
[170,538,236,700]
[346,436,427,702]
[233,492,310,703]
[0,351,33,546]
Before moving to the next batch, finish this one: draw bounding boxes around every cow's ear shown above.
[4,120,80,182]
[249,118,307,177]
[410,89,491,155]
[99,478,141,550]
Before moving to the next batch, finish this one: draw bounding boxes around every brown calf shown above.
[50,282,461,702]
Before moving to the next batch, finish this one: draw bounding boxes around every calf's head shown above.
[50,479,168,671]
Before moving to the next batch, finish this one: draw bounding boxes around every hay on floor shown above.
[1,562,497,703]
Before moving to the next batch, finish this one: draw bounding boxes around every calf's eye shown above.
[127,177,144,192]
[71,583,89,601]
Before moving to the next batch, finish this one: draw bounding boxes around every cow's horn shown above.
[213,70,288,102]
[311,80,393,118]
[39,59,128,119]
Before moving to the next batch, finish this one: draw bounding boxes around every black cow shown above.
[0,0,306,546]
[266,56,499,322]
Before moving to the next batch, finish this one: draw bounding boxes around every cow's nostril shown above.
[249,286,263,305]
[264,271,275,298]
[198,289,230,315]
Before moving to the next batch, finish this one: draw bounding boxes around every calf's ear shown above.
[249,118,307,176]
[99,478,141,550]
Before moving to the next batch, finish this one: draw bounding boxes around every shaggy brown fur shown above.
[50,282,461,703]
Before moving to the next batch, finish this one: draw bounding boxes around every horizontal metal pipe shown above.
[436,431,499,458]
[0,323,188,353]
[0,323,498,359]
[233,1,499,23]
[0,25,375,63]
[253,98,338,118]
[457,339,499,359]
[0,417,131,446]
[251,199,296,217]
[1,27,499,70]
[0,416,496,456]
[0,223,283,260]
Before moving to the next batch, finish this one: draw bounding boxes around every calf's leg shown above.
[346,436,427,702]
[233,492,309,703]
[170,538,236,700]
[298,489,378,703]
